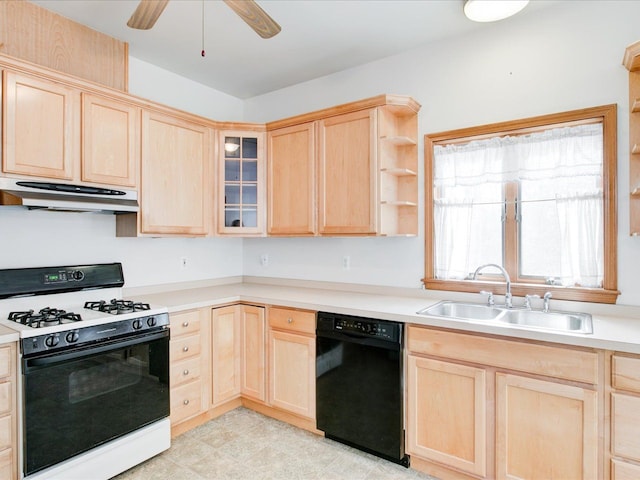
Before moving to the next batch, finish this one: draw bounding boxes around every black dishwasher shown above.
[316,311,408,466]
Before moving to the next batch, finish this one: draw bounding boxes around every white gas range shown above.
[0,263,171,480]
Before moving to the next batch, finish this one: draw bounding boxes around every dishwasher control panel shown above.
[318,312,401,343]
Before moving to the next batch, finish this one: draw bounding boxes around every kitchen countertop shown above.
[129,279,640,354]
[0,324,20,344]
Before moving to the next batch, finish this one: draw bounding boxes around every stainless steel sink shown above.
[501,309,593,334]
[417,301,593,334]
[417,301,505,321]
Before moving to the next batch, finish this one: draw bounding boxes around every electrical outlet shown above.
[180,257,188,269]
[342,255,351,270]
[260,253,269,267]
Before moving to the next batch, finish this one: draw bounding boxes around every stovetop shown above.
[0,263,169,340]
[0,294,168,339]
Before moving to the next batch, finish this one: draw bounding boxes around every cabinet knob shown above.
[182,321,189,327]
[183,399,190,405]
[287,317,293,324]
[183,346,189,352]
[183,369,189,376]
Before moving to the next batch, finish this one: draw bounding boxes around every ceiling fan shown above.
[127,0,281,39]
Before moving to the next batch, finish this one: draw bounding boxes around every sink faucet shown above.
[472,263,512,308]
[543,291,552,312]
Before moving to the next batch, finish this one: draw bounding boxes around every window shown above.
[423,105,618,303]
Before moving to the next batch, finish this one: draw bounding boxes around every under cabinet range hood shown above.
[0,178,139,213]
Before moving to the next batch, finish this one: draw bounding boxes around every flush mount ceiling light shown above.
[224,142,241,153]
[463,0,529,22]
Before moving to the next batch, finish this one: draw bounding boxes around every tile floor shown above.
[113,407,438,480]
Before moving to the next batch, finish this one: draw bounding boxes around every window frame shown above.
[423,104,618,304]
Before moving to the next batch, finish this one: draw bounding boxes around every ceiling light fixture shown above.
[224,142,241,153]
[463,0,529,22]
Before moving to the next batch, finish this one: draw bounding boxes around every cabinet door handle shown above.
[183,399,190,405]
[182,321,189,327]
[182,346,189,352]
[183,369,189,376]
[287,317,293,324]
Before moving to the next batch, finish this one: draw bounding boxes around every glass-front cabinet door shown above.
[218,130,266,235]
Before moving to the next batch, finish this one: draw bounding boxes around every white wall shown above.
[242,1,640,305]
[0,60,244,288]
[128,57,244,121]
[4,1,640,303]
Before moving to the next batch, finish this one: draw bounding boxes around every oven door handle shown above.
[24,329,169,370]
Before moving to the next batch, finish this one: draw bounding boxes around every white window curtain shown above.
[433,123,603,287]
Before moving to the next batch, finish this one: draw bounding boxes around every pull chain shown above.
[201,0,205,57]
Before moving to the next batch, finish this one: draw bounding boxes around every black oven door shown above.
[22,329,170,476]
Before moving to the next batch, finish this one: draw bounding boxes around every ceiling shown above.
[31,0,557,99]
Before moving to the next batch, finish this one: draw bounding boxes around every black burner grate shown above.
[84,299,151,315]
[8,308,82,328]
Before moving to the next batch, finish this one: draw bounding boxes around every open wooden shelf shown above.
[380,135,417,146]
[624,41,640,234]
[377,104,419,236]
[380,167,417,176]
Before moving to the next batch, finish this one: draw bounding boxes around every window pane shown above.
[519,199,563,279]
[224,137,241,158]
[225,160,240,181]
[225,207,241,227]
[241,207,257,227]
[225,184,240,205]
[434,182,503,280]
[242,160,258,181]
[242,137,258,159]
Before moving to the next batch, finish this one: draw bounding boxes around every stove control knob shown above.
[45,335,59,348]
[132,319,143,330]
[72,270,85,281]
[147,316,157,327]
[66,331,80,344]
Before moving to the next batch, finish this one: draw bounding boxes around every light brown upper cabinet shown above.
[81,93,140,188]
[3,70,140,190]
[318,109,377,235]
[3,70,80,180]
[268,122,316,235]
[217,130,266,236]
[266,95,420,237]
[138,109,211,236]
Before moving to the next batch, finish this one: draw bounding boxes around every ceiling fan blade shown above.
[127,0,170,30]
[223,0,281,39]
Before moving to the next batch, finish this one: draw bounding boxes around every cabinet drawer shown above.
[0,383,10,417]
[170,334,201,362]
[612,393,640,462]
[170,311,201,337]
[612,459,640,480]
[0,448,12,480]
[613,355,640,393]
[0,347,11,379]
[170,381,202,424]
[0,416,11,450]
[170,357,201,388]
[269,307,315,335]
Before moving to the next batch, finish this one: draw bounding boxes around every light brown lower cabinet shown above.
[211,304,267,408]
[611,353,640,478]
[169,308,211,430]
[211,305,242,406]
[406,325,600,480]
[268,307,316,420]
[0,343,16,480]
[495,373,598,480]
[407,356,486,477]
[240,305,267,403]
